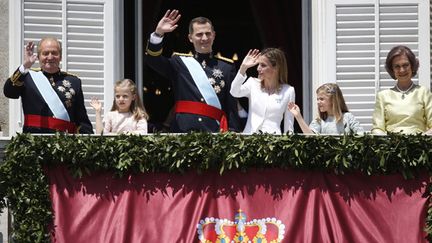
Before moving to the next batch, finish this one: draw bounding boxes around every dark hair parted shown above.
[385,45,419,80]
[188,17,214,34]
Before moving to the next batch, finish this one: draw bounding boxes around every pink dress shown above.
[103,111,147,134]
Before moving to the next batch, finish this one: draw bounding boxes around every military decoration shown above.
[49,76,55,86]
[57,80,75,108]
[212,68,223,79]
[209,68,225,94]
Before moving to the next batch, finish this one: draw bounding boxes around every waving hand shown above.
[23,42,38,69]
[155,9,181,36]
[239,49,260,75]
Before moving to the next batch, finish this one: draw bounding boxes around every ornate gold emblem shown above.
[197,209,286,243]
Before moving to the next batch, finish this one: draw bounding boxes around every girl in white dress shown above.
[288,83,363,134]
[230,48,295,134]
[90,79,149,135]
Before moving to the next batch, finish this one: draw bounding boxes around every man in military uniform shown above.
[4,37,93,134]
[145,9,241,133]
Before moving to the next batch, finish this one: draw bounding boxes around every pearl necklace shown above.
[395,82,414,99]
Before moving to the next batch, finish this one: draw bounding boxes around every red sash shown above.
[174,101,228,132]
[24,114,77,133]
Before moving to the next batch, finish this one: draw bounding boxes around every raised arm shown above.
[4,41,39,98]
[230,49,260,97]
[146,10,180,81]
[288,102,313,134]
[90,97,103,134]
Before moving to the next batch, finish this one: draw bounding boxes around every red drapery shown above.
[48,166,429,243]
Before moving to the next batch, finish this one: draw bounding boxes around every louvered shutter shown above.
[9,0,120,134]
[335,3,376,130]
[315,0,430,131]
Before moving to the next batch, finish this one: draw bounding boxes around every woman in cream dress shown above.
[372,45,432,134]
[230,48,295,134]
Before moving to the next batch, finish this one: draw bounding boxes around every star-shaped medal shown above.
[212,68,223,79]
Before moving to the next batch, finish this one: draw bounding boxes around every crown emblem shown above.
[197,209,285,243]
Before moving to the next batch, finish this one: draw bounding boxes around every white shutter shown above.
[378,4,419,89]
[65,1,106,124]
[314,0,430,131]
[335,4,376,129]
[8,0,121,134]
[23,0,62,41]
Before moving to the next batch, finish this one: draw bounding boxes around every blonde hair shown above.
[260,48,289,90]
[316,83,348,123]
[111,79,149,121]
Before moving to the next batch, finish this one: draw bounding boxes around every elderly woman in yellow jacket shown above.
[372,45,432,134]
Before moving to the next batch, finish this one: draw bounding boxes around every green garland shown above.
[1,132,432,242]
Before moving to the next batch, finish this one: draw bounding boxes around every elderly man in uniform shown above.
[4,37,93,134]
[145,9,241,133]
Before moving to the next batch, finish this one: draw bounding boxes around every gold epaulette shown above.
[60,70,78,77]
[172,51,193,57]
[215,53,234,63]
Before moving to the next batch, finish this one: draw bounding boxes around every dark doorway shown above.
[124,0,303,132]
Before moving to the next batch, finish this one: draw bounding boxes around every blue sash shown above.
[179,56,221,109]
[29,70,70,121]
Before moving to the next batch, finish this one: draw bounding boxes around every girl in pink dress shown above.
[90,79,149,134]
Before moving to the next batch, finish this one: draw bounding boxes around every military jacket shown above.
[4,67,93,134]
[146,40,241,132]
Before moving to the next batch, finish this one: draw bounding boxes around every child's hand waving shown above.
[90,97,102,112]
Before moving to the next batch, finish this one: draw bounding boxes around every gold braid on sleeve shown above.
[10,70,24,86]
